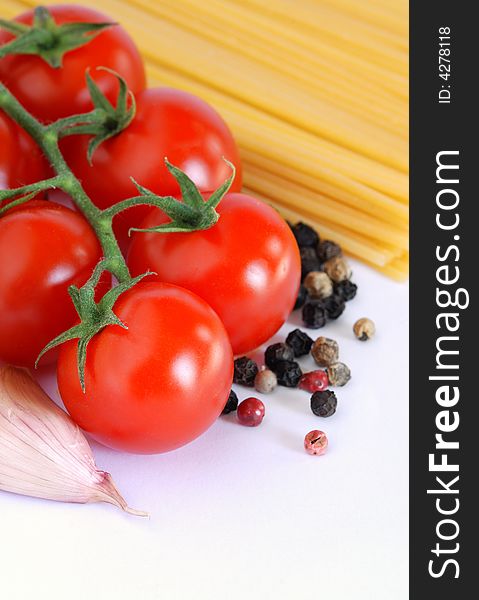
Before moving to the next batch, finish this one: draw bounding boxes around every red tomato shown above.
[57,282,233,454]
[127,193,301,355]
[0,201,104,367]
[0,5,145,123]
[0,111,50,199]
[61,87,242,241]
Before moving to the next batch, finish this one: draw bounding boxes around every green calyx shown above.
[53,68,136,163]
[0,191,39,216]
[35,261,152,392]
[0,6,114,68]
[127,158,236,234]
[0,176,63,216]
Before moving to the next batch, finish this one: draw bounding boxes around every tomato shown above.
[57,282,233,454]
[0,201,104,367]
[127,193,301,355]
[61,87,242,241]
[0,5,145,123]
[0,111,50,200]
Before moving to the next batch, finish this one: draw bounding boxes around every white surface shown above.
[1,261,408,600]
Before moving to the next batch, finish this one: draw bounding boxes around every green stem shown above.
[0,82,130,283]
[48,109,102,135]
[0,191,37,214]
[103,194,196,221]
[0,175,62,203]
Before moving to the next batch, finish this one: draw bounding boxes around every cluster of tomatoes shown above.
[0,5,300,454]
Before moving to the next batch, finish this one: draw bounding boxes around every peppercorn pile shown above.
[222,220,376,456]
[290,222,358,329]
[225,329,351,460]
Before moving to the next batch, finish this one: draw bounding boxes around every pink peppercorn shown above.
[299,370,329,393]
[304,430,328,455]
[237,397,265,427]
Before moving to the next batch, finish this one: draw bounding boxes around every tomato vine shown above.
[0,70,234,389]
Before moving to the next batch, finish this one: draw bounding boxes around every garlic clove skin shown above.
[0,365,147,516]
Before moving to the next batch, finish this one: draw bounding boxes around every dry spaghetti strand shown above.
[8,0,409,279]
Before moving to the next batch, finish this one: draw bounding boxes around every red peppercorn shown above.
[299,370,329,393]
[237,397,265,427]
[304,430,328,455]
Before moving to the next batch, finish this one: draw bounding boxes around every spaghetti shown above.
[3,0,409,279]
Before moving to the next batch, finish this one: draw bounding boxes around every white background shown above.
[1,261,408,600]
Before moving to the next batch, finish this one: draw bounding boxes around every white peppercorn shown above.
[323,256,352,283]
[353,318,376,341]
[311,337,339,367]
[327,362,351,386]
[254,368,277,394]
[303,271,333,300]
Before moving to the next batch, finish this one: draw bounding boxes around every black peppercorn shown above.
[274,360,303,387]
[310,390,337,417]
[302,300,328,329]
[233,356,259,387]
[317,240,342,263]
[300,247,321,281]
[222,390,239,414]
[265,343,294,370]
[323,294,346,320]
[285,328,314,357]
[334,280,358,301]
[292,221,320,248]
[293,284,309,311]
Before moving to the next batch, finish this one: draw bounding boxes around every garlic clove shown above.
[0,365,147,516]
